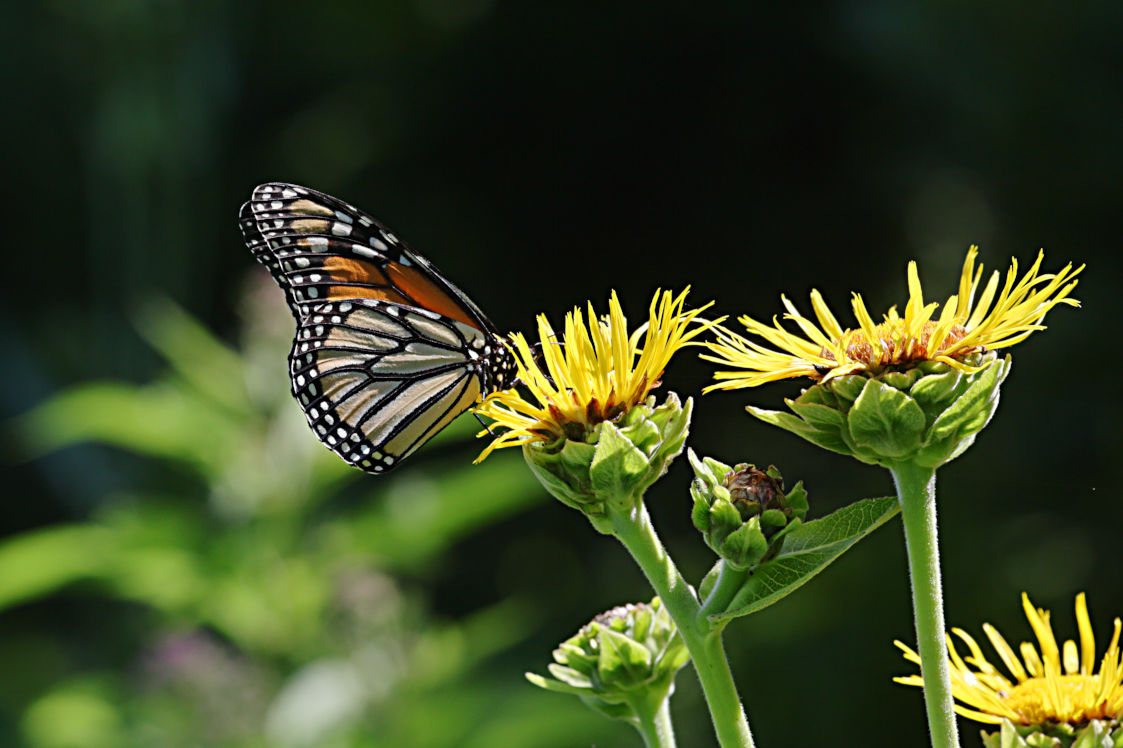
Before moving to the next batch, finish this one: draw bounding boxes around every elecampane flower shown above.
[474,289,717,461]
[703,246,1082,390]
[895,593,1123,726]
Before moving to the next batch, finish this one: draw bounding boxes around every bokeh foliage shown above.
[4,289,633,746]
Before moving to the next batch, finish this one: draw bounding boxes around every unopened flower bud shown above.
[689,451,808,570]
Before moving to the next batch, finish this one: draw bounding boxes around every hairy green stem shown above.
[699,562,750,623]
[611,505,756,748]
[891,462,960,748]
[631,694,677,748]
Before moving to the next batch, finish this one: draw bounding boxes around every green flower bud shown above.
[750,352,1011,469]
[522,394,692,529]
[526,597,690,725]
[980,718,1123,748]
[689,450,809,570]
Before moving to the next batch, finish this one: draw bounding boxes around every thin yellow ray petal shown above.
[983,622,1029,682]
[904,260,925,324]
[1062,639,1079,675]
[809,290,846,339]
[1023,594,1061,669]
[1075,593,1095,675]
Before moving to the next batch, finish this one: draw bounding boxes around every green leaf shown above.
[12,381,240,475]
[926,357,1006,443]
[579,695,638,722]
[545,664,595,690]
[0,525,116,611]
[786,399,846,431]
[909,368,964,414]
[134,297,250,414]
[881,368,922,391]
[828,375,866,404]
[708,496,900,623]
[589,422,649,503]
[338,455,545,570]
[719,521,768,569]
[847,379,925,458]
[708,499,744,547]
[699,560,722,600]
[596,626,652,687]
[525,452,589,511]
[691,490,712,532]
[747,406,853,456]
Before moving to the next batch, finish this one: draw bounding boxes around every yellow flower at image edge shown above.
[473,288,717,462]
[895,593,1123,727]
[703,246,1081,389]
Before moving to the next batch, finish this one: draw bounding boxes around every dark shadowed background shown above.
[3,1,1120,746]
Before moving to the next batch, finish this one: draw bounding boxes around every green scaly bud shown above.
[526,597,690,726]
[981,718,1123,748]
[522,394,691,531]
[688,450,808,570]
[751,352,1011,469]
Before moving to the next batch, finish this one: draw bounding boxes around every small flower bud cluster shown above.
[689,451,808,571]
[526,597,689,723]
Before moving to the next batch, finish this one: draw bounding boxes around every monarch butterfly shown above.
[239,182,517,474]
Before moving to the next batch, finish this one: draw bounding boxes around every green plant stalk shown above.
[699,562,750,623]
[891,462,960,748]
[630,692,677,748]
[611,503,756,748]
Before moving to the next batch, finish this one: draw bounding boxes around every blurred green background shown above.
[2,1,1120,745]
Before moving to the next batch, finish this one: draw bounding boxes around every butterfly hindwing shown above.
[239,183,494,331]
[289,297,490,474]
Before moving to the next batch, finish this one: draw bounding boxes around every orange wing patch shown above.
[322,256,413,306]
[386,263,479,329]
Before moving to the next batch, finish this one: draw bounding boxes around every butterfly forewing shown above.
[289,298,492,474]
[239,183,494,330]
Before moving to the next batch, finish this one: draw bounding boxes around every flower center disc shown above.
[1004,673,1112,724]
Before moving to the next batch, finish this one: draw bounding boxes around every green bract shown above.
[688,451,808,571]
[522,394,691,528]
[749,353,1011,469]
[981,718,1123,748]
[526,597,690,725]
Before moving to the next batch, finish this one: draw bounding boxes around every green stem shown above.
[631,694,677,748]
[891,462,960,748]
[699,562,750,623]
[611,505,756,748]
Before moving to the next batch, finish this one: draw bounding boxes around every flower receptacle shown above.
[753,353,1011,469]
[526,597,690,726]
[523,394,691,525]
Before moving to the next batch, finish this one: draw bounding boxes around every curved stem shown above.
[891,462,960,748]
[699,562,750,623]
[631,694,677,748]
[611,506,756,748]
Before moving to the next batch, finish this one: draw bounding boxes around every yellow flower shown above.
[703,247,1081,390]
[895,593,1123,726]
[473,288,718,462]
